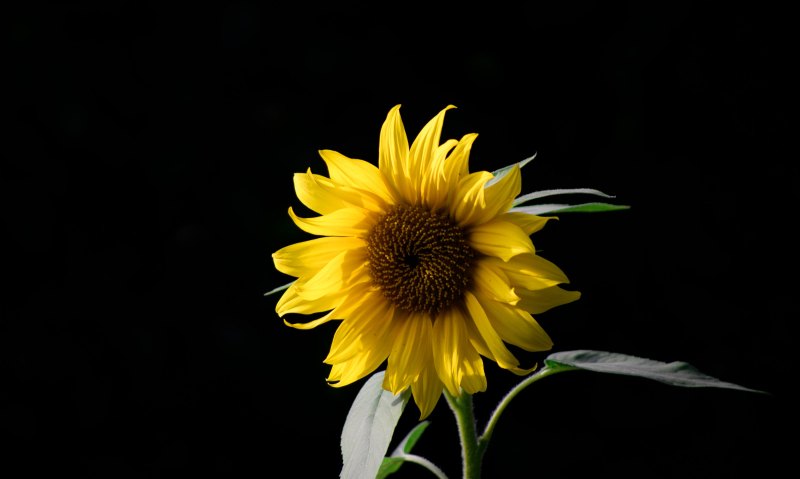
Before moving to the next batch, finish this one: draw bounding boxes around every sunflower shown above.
[272,105,580,419]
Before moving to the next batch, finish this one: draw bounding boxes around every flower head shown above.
[273,105,580,418]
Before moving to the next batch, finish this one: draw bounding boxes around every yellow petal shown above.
[451,171,492,225]
[442,133,477,189]
[294,169,384,214]
[294,249,367,301]
[378,104,411,201]
[490,253,570,289]
[287,206,373,237]
[272,236,365,278]
[517,285,581,314]
[318,149,396,205]
[408,105,456,201]
[284,282,373,330]
[500,212,556,235]
[326,335,393,388]
[421,139,458,210]
[477,297,553,352]
[432,308,486,397]
[383,313,432,395]
[463,291,520,371]
[276,280,342,317]
[283,307,338,330]
[293,169,350,215]
[470,165,522,226]
[469,219,535,261]
[324,290,394,363]
[411,362,443,420]
[472,258,520,305]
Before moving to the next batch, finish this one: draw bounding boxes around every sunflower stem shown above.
[478,365,579,451]
[444,390,482,479]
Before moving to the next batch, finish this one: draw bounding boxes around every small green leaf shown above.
[513,188,615,207]
[510,202,630,215]
[545,350,766,393]
[341,371,410,479]
[397,420,430,454]
[376,458,404,479]
[263,280,294,296]
[376,421,432,478]
[486,153,536,187]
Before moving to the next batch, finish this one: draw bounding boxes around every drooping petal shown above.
[272,236,365,278]
[410,356,442,420]
[287,206,373,237]
[318,149,397,205]
[516,285,581,314]
[489,253,571,289]
[324,290,395,363]
[500,212,556,235]
[469,219,535,261]
[383,313,432,395]
[326,333,394,388]
[477,297,553,352]
[378,104,411,201]
[472,258,520,305]
[432,308,486,397]
[463,291,520,371]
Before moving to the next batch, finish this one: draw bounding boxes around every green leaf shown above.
[263,280,294,296]
[510,202,630,215]
[340,371,410,479]
[376,421,431,478]
[545,350,766,393]
[486,153,536,187]
[513,188,615,207]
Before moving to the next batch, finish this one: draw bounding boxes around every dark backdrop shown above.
[5,2,794,478]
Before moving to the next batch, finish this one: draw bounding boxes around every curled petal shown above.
[288,206,373,237]
[272,236,365,278]
[319,149,396,205]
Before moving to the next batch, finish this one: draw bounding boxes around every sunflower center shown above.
[366,205,475,316]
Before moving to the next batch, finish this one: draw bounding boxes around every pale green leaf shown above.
[545,350,766,393]
[376,421,431,479]
[513,188,615,207]
[341,371,410,479]
[263,280,295,296]
[486,153,536,187]
[509,202,630,215]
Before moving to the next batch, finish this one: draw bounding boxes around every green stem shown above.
[478,365,578,453]
[444,389,482,479]
[400,453,449,479]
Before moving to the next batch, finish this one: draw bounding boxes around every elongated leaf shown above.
[341,371,410,479]
[486,153,536,187]
[376,421,431,479]
[545,350,766,393]
[263,280,295,296]
[510,202,630,215]
[513,188,615,207]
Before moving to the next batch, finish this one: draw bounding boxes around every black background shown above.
[5,2,795,478]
